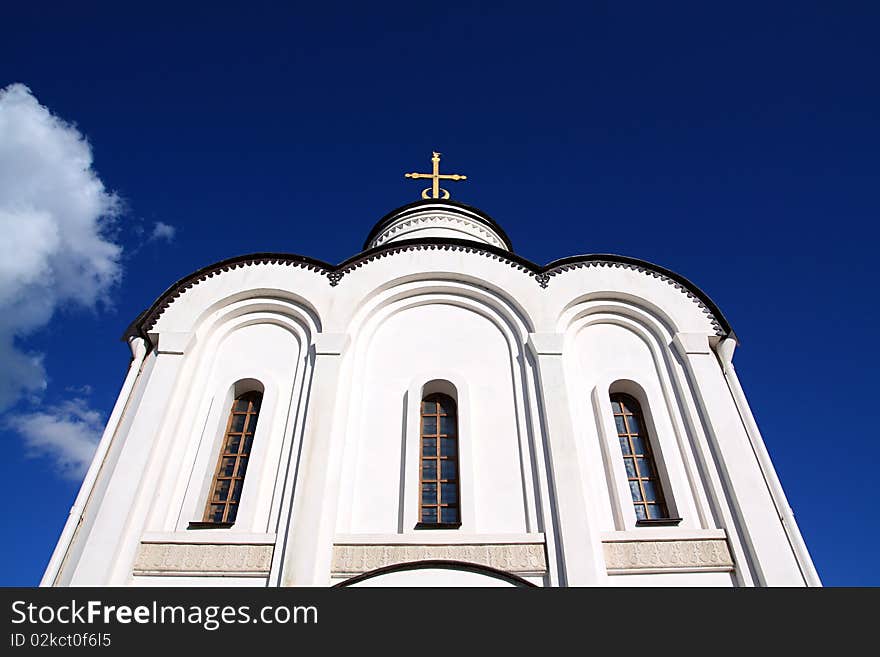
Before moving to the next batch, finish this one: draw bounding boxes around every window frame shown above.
[416,393,462,529]
[401,376,473,534]
[192,390,262,528]
[610,392,681,527]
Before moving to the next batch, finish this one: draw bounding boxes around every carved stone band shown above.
[603,539,734,573]
[332,543,547,576]
[133,543,273,576]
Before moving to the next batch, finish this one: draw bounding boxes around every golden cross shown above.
[405,152,468,200]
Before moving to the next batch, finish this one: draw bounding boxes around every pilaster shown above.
[280,333,350,585]
[672,332,806,585]
[69,344,189,584]
[526,332,603,585]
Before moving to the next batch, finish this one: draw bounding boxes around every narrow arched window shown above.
[419,393,460,527]
[611,393,669,522]
[203,390,262,525]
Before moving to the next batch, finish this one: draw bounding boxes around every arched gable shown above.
[122,240,732,344]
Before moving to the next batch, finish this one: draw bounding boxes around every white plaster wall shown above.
[147,319,306,535]
[343,302,530,535]
[62,295,316,585]
[46,213,817,587]
[67,350,188,585]
[566,320,706,533]
[54,350,159,585]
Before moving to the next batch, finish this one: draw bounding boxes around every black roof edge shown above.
[542,251,735,341]
[120,252,334,342]
[362,199,515,251]
[121,239,733,342]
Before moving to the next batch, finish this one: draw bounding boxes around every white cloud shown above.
[149,221,176,242]
[8,399,103,479]
[0,83,121,410]
[0,83,121,478]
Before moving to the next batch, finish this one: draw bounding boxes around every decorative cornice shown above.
[334,242,534,280]
[132,542,273,577]
[123,240,733,340]
[370,213,507,249]
[331,543,547,576]
[363,199,515,251]
[602,539,734,573]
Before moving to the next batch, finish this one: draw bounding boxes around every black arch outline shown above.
[332,559,538,587]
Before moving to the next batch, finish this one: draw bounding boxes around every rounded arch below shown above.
[334,560,538,587]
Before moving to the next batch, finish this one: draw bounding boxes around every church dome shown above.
[363,199,514,251]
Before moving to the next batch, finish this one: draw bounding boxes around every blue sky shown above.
[0,2,877,586]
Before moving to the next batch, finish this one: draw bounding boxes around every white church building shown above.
[42,156,820,587]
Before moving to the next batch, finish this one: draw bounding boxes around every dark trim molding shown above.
[635,518,684,527]
[414,522,462,530]
[332,559,538,587]
[122,240,734,342]
[186,521,235,530]
[363,199,515,251]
